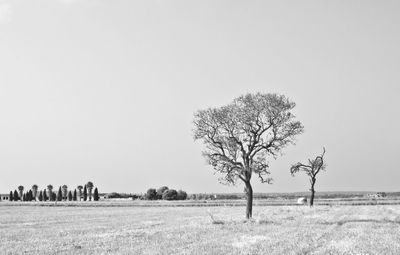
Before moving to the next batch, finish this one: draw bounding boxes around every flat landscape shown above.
[1,203,400,254]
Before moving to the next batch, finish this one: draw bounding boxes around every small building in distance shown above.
[0,194,10,201]
[367,192,387,198]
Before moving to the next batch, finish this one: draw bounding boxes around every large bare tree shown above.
[193,93,304,219]
[290,147,326,207]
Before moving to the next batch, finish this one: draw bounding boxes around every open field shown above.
[1,204,400,254]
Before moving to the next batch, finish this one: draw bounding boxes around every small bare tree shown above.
[290,147,326,207]
[193,93,304,219]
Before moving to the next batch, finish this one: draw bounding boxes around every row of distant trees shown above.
[8,182,100,202]
[145,186,187,200]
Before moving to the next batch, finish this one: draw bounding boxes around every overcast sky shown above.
[1,0,399,194]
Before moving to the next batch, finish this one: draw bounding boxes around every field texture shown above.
[1,204,400,254]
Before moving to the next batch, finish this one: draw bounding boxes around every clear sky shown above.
[1,0,399,194]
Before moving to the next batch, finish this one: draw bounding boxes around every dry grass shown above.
[0,205,400,254]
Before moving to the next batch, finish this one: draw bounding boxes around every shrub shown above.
[38,191,43,201]
[162,189,178,200]
[105,192,131,199]
[145,189,157,200]
[156,186,169,199]
[106,192,121,198]
[177,190,187,200]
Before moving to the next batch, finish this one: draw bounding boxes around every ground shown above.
[0,204,400,254]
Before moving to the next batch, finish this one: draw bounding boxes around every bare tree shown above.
[290,147,326,207]
[193,93,304,219]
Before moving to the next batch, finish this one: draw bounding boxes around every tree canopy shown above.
[193,93,303,185]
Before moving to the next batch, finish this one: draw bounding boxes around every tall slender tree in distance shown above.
[77,186,83,201]
[18,186,24,200]
[47,185,53,201]
[43,189,48,201]
[9,191,13,201]
[38,191,43,201]
[32,185,38,201]
[83,185,87,201]
[68,191,73,201]
[93,188,99,201]
[27,190,33,201]
[57,186,62,201]
[73,189,77,201]
[62,185,68,201]
[86,182,94,201]
[14,190,19,201]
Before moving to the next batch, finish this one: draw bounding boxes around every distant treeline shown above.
[105,191,400,201]
[8,182,100,202]
[185,192,400,200]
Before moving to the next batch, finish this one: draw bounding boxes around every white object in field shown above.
[297,197,307,205]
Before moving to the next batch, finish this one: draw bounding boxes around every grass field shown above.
[1,204,400,254]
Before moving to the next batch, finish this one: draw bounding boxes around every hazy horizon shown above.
[1,0,400,194]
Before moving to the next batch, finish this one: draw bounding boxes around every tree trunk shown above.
[245,181,253,219]
[310,184,315,207]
